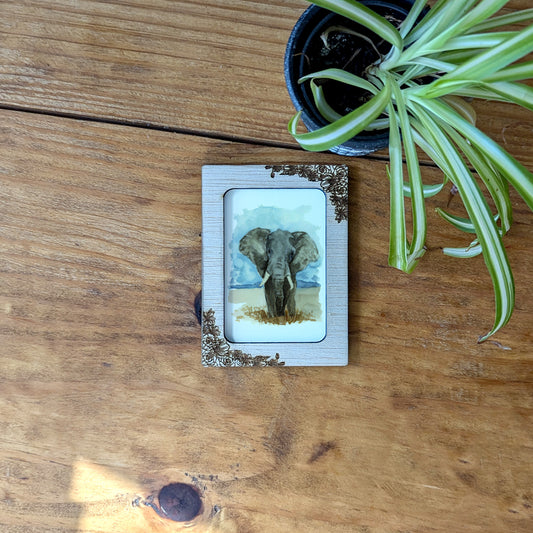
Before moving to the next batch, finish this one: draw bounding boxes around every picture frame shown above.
[202,164,348,367]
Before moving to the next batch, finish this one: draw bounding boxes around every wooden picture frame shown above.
[202,164,348,367]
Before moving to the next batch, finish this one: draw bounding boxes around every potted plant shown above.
[286,0,533,341]
[285,0,423,155]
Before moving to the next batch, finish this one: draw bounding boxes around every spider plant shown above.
[288,0,533,341]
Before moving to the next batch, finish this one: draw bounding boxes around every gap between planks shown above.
[0,103,417,167]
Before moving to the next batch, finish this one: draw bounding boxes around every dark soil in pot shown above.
[285,0,418,156]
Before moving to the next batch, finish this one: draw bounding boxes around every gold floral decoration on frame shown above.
[202,309,285,367]
[266,164,348,223]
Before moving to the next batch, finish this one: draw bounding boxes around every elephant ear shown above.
[290,231,319,274]
[239,228,271,277]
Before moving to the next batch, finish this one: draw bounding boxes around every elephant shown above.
[239,228,319,318]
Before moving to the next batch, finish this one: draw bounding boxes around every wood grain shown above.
[0,110,532,532]
[0,1,532,166]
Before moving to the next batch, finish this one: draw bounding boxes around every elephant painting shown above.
[239,228,319,318]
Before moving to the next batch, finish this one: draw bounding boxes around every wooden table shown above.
[0,1,532,531]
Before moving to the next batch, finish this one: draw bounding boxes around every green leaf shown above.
[404,57,455,74]
[395,63,425,83]
[309,0,402,49]
[437,49,485,65]
[405,0,477,47]
[410,123,449,170]
[366,118,390,130]
[484,60,533,83]
[405,0,453,45]
[398,0,429,39]
[428,24,533,88]
[467,8,533,32]
[414,97,533,212]
[299,68,379,95]
[418,30,533,98]
[392,115,449,196]
[409,99,515,341]
[401,0,508,62]
[422,77,533,104]
[403,181,445,199]
[288,83,391,151]
[441,82,533,110]
[479,81,533,111]
[309,81,342,122]
[439,86,511,103]
[442,124,513,233]
[449,0,515,33]
[443,242,483,258]
[389,78,426,267]
[436,208,501,234]
[412,79,474,99]
[441,31,517,52]
[441,95,477,125]
[436,209,478,234]
[386,95,408,271]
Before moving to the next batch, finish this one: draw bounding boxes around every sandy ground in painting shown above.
[228,287,322,325]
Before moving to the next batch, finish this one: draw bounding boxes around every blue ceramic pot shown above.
[284,0,418,156]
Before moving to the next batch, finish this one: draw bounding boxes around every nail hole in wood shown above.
[158,482,202,522]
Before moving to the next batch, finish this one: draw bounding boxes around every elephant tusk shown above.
[286,275,294,290]
[260,271,271,287]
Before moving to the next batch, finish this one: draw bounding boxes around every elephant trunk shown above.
[272,279,286,316]
[269,264,294,316]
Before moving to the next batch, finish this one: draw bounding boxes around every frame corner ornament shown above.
[202,309,286,367]
[265,164,348,223]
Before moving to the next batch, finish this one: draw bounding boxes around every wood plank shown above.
[0,0,532,166]
[0,0,299,145]
[0,109,532,532]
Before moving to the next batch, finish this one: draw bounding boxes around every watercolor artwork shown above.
[224,188,326,343]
